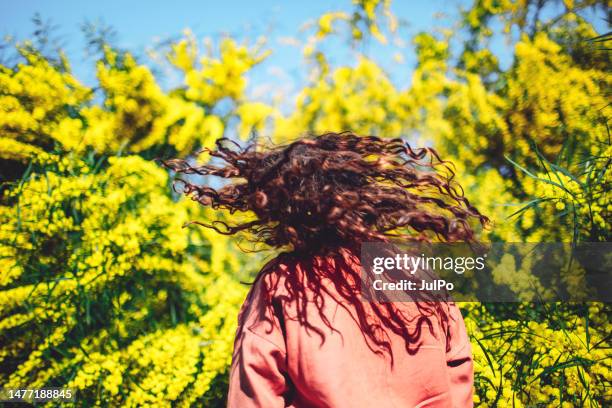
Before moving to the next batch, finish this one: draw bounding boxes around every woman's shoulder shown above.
[239,248,357,318]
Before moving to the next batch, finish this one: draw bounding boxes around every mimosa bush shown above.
[1,0,609,406]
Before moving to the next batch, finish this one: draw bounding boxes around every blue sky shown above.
[0,1,458,93]
[0,1,607,103]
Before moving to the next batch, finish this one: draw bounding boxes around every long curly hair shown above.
[163,132,487,251]
[162,132,488,359]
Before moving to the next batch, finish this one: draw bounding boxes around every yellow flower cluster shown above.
[168,33,270,107]
[520,156,610,242]
[304,0,396,57]
[166,33,275,140]
[275,57,413,141]
[0,39,270,161]
[463,302,610,406]
[0,46,91,161]
[0,152,253,405]
[507,32,609,162]
[0,28,277,404]
[87,46,225,155]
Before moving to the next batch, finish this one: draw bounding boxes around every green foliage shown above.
[0,0,610,406]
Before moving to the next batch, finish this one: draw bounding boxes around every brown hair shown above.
[162,132,487,252]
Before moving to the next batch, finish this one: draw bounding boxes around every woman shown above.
[165,132,487,407]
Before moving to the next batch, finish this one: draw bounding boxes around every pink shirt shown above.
[228,251,474,407]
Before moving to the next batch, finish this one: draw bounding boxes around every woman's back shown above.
[228,250,473,407]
